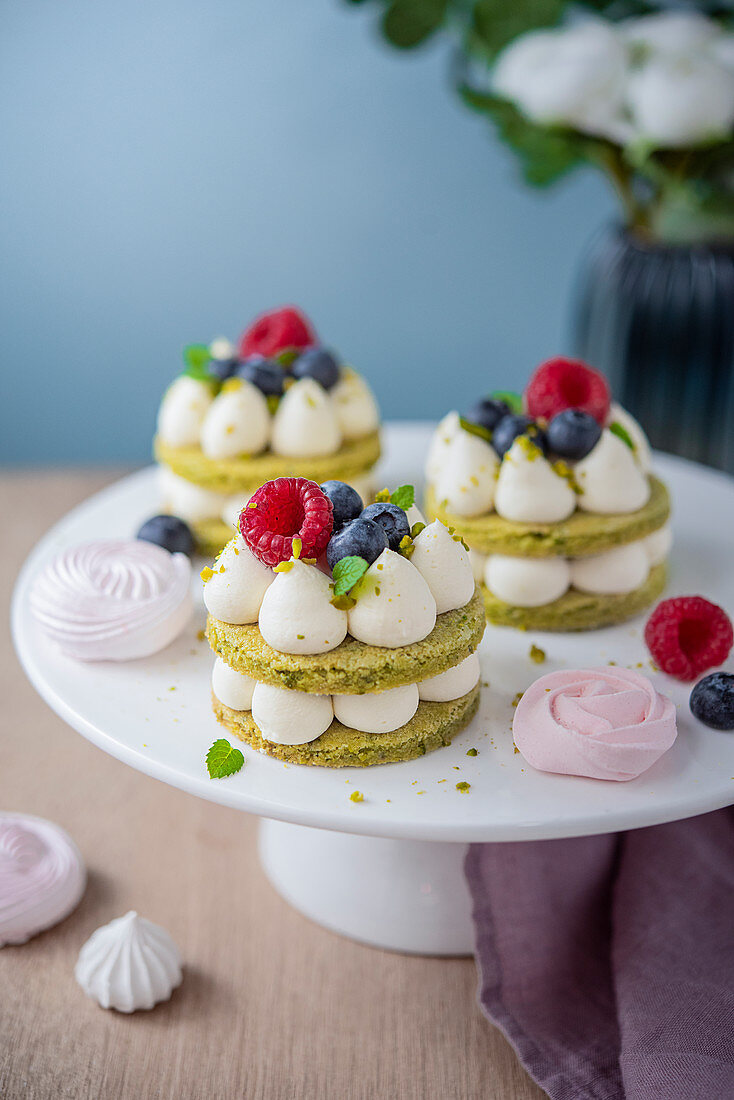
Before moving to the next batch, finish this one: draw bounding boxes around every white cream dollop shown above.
[570,543,650,595]
[221,493,252,531]
[331,368,380,440]
[75,911,182,1013]
[468,548,487,584]
[30,540,192,661]
[418,652,481,702]
[202,535,273,624]
[643,523,672,566]
[211,657,255,711]
[426,411,462,484]
[251,682,333,745]
[411,520,475,614]
[271,378,342,457]
[333,683,419,734]
[258,560,347,654]
[607,403,653,474]
[575,429,651,515]
[432,429,498,518]
[200,380,270,460]
[347,549,437,648]
[405,503,427,529]
[485,554,571,607]
[158,467,228,523]
[157,376,213,448]
[494,440,576,523]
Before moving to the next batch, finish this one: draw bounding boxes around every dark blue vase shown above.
[573,225,734,475]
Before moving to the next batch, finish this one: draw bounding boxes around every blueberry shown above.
[292,347,340,390]
[320,481,363,530]
[136,515,195,557]
[360,502,410,551]
[463,397,510,434]
[546,409,601,461]
[326,517,388,570]
[690,672,734,730]
[235,357,285,397]
[492,414,547,459]
[207,357,238,381]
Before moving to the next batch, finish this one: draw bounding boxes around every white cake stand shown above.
[12,424,734,955]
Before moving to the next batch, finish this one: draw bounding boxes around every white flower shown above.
[627,54,734,147]
[620,12,721,58]
[492,21,627,140]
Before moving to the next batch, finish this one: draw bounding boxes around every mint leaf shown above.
[206,738,244,779]
[274,348,300,369]
[332,555,369,597]
[609,421,635,451]
[492,390,523,413]
[390,484,415,510]
[459,416,493,443]
[183,343,212,380]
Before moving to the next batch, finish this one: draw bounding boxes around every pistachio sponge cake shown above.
[424,357,672,631]
[155,306,381,555]
[203,478,485,767]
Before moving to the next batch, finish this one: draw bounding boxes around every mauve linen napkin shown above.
[466,808,734,1100]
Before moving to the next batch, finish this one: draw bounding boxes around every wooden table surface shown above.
[0,471,545,1100]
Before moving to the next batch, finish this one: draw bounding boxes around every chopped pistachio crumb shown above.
[292,537,302,560]
[456,781,471,793]
[350,790,364,803]
[200,566,214,583]
[302,557,317,565]
[196,629,206,642]
[410,521,426,538]
[511,691,523,708]
[331,593,356,611]
[466,748,478,757]
[529,644,546,664]
[296,633,305,640]
[374,487,391,503]
[248,501,257,509]
[513,744,520,754]
[398,534,414,559]
[221,377,243,393]
[274,560,294,573]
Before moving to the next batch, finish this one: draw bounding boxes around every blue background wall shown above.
[0,0,613,464]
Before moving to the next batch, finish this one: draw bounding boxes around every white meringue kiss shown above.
[494,440,576,523]
[0,814,86,947]
[211,656,255,711]
[575,430,650,514]
[75,911,182,1013]
[200,380,270,460]
[425,411,462,483]
[30,540,192,661]
[258,560,348,654]
[251,682,333,745]
[331,368,380,440]
[432,429,498,518]
[271,378,342,457]
[418,652,481,702]
[333,683,419,734]
[202,536,273,625]
[411,520,475,614]
[347,549,437,648]
[157,376,213,448]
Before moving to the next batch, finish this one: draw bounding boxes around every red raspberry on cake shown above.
[239,306,316,359]
[644,596,733,681]
[525,358,611,425]
[240,478,333,567]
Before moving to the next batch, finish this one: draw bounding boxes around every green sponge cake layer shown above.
[207,589,486,695]
[212,684,480,767]
[426,475,670,559]
[155,431,381,495]
[481,562,667,631]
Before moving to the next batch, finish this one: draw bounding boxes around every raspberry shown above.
[644,596,733,681]
[525,358,611,425]
[238,306,316,359]
[240,478,333,567]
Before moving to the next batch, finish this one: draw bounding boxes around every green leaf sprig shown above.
[332,555,369,597]
[609,421,636,451]
[389,484,415,510]
[206,738,244,779]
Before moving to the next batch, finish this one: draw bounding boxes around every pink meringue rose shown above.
[513,667,677,782]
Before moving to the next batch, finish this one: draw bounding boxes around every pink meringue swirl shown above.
[513,667,677,782]
[29,539,192,661]
[0,814,86,947]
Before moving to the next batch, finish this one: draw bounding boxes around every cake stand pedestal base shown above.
[258,819,474,956]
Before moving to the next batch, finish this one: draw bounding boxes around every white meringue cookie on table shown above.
[426,411,462,483]
[157,376,213,448]
[211,657,255,711]
[159,466,228,523]
[575,430,650,514]
[202,535,273,624]
[643,524,672,566]
[570,543,650,595]
[258,560,348,655]
[75,911,182,1013]
[331,368,380,440]
[251,682,333,745]
[494,439,576,524]
[333,683,419,734]
[418,652,481,703]
[485,554,571,607]
[411,520,475,614]
[607,403,652,474]
[271,378,342,457]
[432,429,498,518]
[347,549,437,648]
[200,379,270,460]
